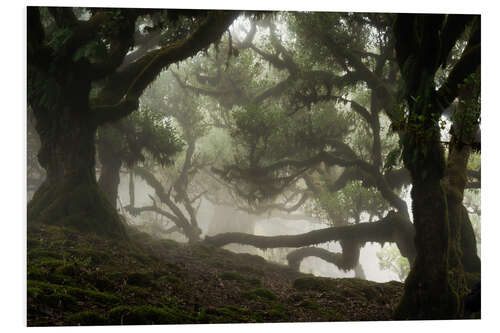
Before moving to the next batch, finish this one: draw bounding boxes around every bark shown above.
[132,166,202,242]
[286,241,364,275]
[205,212,416,263]
[97,125,123,208]
[460,205,481,273]
[27,84,127,239]
[27,8,237,239]
[393,14,479,319]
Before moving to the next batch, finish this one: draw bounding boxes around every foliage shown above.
[376,243,410,282]
[313,181,389,225]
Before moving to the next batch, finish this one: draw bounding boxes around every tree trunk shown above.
[460,205,480,273]
[395,77,465,319]
[27,82,127,240]
[97,125,124,209]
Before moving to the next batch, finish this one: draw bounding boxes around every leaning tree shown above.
[27,7,239,238]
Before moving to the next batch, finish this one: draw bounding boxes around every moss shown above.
[219,272,261,286]
[69,286,121,305]
[28,280,121,306]
[27,286,43,299]
[158,274,182,286]
[67,311,108,326]
[85,272,115,292]
[108,305,193,325]
[120,285,152,300]
[235,264,264,276]
[247,277,261,286]
[242,288,277,301]
[28,249,63,260]
[67,248,111,266]
[55,263,80,277]
[27,281,79,310]
[322,309,348,321]
[27,266,44,281]
[28,180,128,240]
[252,304,288,322]
[220,272,245,281]
[298,299,321,310]
[465,272,480,290]
[127,271,155,287]
[293,276,333,292]
[198,306,249,323]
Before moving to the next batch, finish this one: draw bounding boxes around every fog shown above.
[116,173,403,282]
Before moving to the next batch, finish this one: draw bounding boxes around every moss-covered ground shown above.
[27,223,405,326]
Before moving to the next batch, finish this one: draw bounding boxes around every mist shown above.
[26,7,481,326]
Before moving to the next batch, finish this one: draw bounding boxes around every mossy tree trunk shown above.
[393,14,480,319]
[27,76,127,239]
[27,8,238,239]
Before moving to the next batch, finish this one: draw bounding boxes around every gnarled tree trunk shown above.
[27,72,127,239]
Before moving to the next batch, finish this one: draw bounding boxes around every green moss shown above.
[465,272,480,290]
[28,280,121,306]
[158,274,182,286]
[242,288,277,301]
[322,309,348,321]
[197,306,249,323]
[27,281,79,310]
[235,264,264,276]
[219,272,261,286]
[28,180,128,240]
[108,305,193,325]
[127,271,155,287]
[293,277,333,292]
[67,248,111,266]
[67,311,108,326]
[120,285,152,300]
[299,299,321,310]
[220,272,245,281]
[28,249,63,260]
[85,272,115,292]
[55,264,78,277]
[247,277,261,286]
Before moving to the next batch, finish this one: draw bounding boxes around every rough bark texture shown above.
[27,8,238,239]
[393,14,480,319]
[27,86,127,239]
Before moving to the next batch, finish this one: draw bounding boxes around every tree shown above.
[27,7,238,238]
[96,104,182,209]
[191,13,417,275]
[376,243,410,282]
[392,14,480,319]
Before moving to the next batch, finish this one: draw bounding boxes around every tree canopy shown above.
[27,7,481,321]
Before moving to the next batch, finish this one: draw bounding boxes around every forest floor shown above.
[27,223,404,326]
